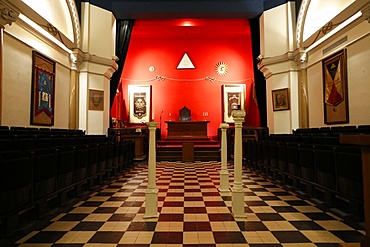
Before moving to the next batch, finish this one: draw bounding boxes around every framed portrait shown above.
[322,50,349,124]
[222,84,246,123]
[272,88,289,111]
[30,51,55,126]
[128,85,152,123]
[89,89,104,111]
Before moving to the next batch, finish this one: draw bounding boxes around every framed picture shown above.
[89,89,104,111]
[322,50,349,124]
[272,88,290,111]
[30,51,55,126]
[222,84,246,123]
[128,85,152,123]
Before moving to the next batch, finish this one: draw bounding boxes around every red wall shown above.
[112,19,260,139]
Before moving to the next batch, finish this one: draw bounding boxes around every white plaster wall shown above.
[87,74,105,135]
[289,71,299,130]
[306,20,370,127]
[78,72,88,131]
[259,1,298,134]
[2,34,71,128]
[307,62,324,127]
[346,34,370,124]
[79,3,116,135]
[260,3,293,57]
[87,4,115,59]
[266,73,292,134]
[54,63,70,128]
[2,35,33,127]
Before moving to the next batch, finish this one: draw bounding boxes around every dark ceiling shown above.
[79,0,293,20]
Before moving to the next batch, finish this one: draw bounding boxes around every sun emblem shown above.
[215,62,228,76]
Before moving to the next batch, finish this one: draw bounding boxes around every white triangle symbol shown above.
[177,52,195,69]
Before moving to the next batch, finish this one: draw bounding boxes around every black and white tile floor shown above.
[14,161,365,246]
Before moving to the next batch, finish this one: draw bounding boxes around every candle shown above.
[152,105,155,121]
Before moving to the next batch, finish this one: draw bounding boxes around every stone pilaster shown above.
[293,48,309,129]
[69,49,83,129]
[0,0,19,125]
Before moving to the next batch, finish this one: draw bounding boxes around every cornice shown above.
[257,52,298,79]
[83,53,118,68]
[13,17,70,57]
[104,60,119,80]
[257,62,272,79]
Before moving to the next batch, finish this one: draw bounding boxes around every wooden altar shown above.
[165,121,209,139]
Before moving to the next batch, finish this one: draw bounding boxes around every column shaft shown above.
[231,110,247,218]
[69,70,78,129]
[219,123,230,192]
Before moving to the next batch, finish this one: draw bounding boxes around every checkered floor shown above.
[14,161,365,246]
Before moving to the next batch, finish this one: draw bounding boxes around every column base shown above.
[219,188,231,193]
[219,172,230,192]
[143,212,160,219]
[143,188,159,219]
[232,188,247,219]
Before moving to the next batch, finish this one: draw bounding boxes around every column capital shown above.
[231,110,246,123]
[70,48,84,71]
[146,122,158,129]
[220,123,229,129]
[0,0,20,28]
[293,48,308,68]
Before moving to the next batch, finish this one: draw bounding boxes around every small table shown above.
[340,134,370,247]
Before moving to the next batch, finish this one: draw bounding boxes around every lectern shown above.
[340,134,370,247]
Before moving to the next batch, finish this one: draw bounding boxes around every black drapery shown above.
[250,17,267,127]
[110,19,135,115]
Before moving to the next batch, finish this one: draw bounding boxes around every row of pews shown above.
[0,126,136,235]
[243,125,370,221]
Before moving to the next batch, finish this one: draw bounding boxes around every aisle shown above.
[15,161,364,246]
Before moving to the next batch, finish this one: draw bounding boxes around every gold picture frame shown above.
[30,51,55,126]
[222,84,246,123]
[272,88,289,111]
[128,85,152,123]
[323,50,349,124]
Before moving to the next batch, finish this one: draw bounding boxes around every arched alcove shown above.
[296,0,359,50]
[20,0,80,49]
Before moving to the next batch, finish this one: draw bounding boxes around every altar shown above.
[165,120,210,139]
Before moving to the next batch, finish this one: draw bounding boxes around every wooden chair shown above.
[179,106,191,121]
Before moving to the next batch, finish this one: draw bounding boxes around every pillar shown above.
[219,123,230,192]
[231,110,247,218]
[144,121,159,218]
[69,50,83,129]
[0,0,20,125]
[298,68,309,128]
[294,49,309,129]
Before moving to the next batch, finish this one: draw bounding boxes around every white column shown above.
[231,110,247,218]
[0,1,20,125]
[144,122,159,218]
[219,123,230,192]
[69,50,83,130]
